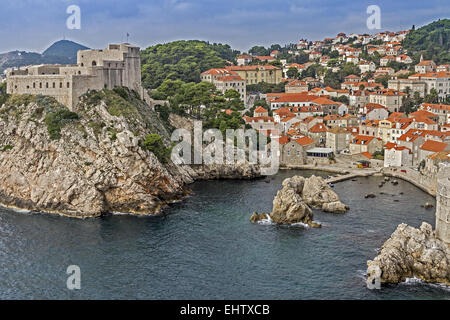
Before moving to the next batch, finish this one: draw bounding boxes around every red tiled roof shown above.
[294,136,315,146]
[420,140,448,152]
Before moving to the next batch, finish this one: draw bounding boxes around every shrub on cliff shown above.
[45,108,79,140]
[141,134,171,164]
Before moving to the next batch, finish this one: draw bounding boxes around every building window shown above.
[92,61,97,66]
[39,83,42,88]
[46,83,49,88]
[53,82,56,88]
[60,82,63,88]
[67,82,70,88]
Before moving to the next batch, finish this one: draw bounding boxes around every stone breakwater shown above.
[366,222,450,286]
[250,175,348,227]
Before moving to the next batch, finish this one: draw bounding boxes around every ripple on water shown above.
[0,170,448,299]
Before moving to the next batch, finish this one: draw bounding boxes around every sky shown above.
[0,0,449,53]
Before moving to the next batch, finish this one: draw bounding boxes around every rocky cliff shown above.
[366,222,450,286]
[250,175,348,227]
[0,89,259,218]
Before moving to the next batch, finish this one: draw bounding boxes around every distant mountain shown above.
[42,40,89,60]
[0,40,89,74]
[403,19,450,65]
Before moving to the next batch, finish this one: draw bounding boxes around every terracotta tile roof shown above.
[254,106,268,113]
[420,140,448,153]
[294,136,315,146]
[427,151,450,161]
[361,152,373,159]
[309,123,327,133]
[352,135,375,145]
[276,136,290,145]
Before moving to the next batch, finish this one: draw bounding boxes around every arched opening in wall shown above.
[60,83,63,88]
[53,83,56,88]
[39,83,42,88]
[81,63,84,67]
[46,83,49,88]
[78,71,81,75]
[67,82,70,88]
[92,61,97,66]
[33,83,35,88]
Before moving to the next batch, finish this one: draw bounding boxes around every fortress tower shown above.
[6,43,143,110]
[436,163,450,246]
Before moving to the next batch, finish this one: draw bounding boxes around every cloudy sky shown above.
[0,0,449,53]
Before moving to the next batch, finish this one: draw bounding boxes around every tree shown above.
[249,46,268,56]
[286,67,299,79]
[424,88,439,103]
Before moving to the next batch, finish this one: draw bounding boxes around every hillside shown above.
[403,19,450,65]
[141,40,240,89]
[0,39,89,74]
[42,40,89,60]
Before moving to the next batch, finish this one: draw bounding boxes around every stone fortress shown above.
[5,43,146,110]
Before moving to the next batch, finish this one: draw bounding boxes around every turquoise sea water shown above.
[0,170,448,299]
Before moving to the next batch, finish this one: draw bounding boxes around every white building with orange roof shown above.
[226,65,282,85]
[236,54,253,66]
[379,55,396,67]
[358,61,376,73]
[368,89,406,112]
[326,126,352,153]
[396,54,412,64]
[254,106,268,117]
[349,135,383,155]
[419,103,450,125]
[409,71,450,99]
[418,140,449,163]
[384,142,413,167]
[415,59,436,74]
[285,79,308,93]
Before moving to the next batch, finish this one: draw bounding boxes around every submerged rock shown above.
[424,202,434,209]
[366,222,450,287]
[249,212,270,223]
[365,194,376,199]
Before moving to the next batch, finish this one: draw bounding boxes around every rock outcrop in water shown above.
[366,222,450,286]
[250,175,348,227]
[302,175,349,213]
[0,89,260,218]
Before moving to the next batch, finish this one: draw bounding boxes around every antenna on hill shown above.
[126,33,130,43]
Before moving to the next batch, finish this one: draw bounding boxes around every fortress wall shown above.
[436,163,450,245]
[70,75,104,110]
[6,43,143,109]
[6,75,71,107]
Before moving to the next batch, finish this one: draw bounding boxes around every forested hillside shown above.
[140,40,240,89]
[403,19,450,65]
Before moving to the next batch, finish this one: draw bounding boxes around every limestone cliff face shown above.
[366,223,450,286]
[0,90,259,218]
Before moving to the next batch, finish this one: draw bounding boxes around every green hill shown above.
[403,19,450,65]
[141,40,240,89]
[42,40,89,60]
